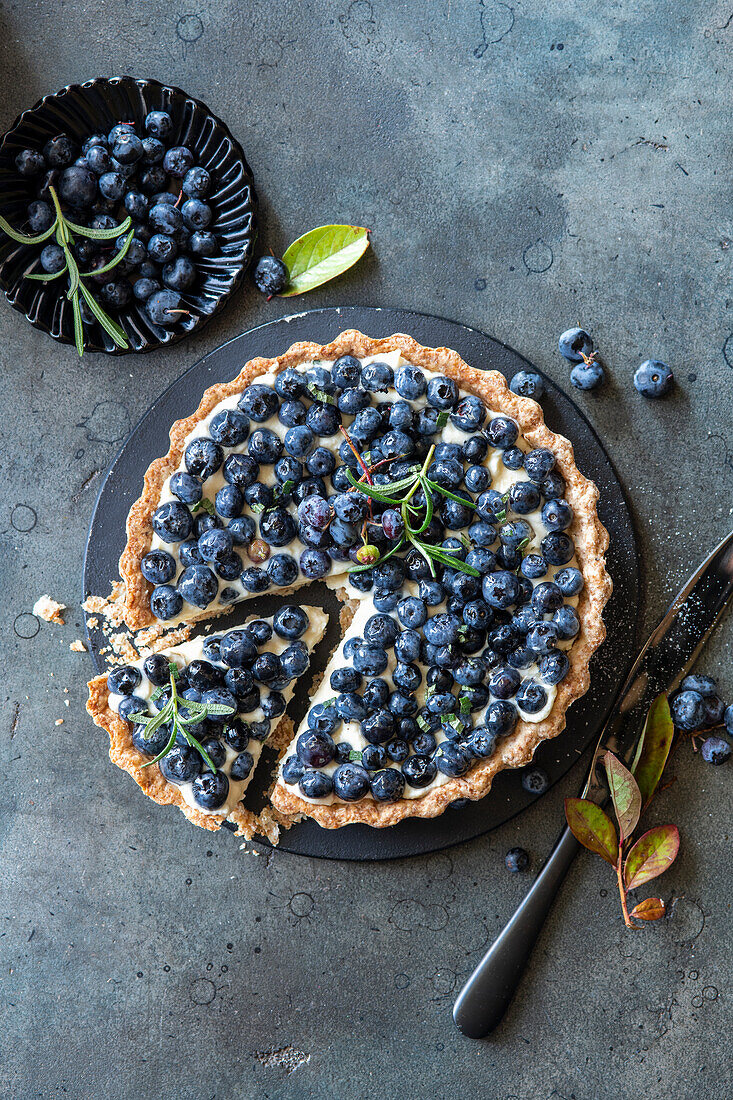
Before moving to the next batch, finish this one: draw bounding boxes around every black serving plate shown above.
[0,76,257,353]
[83,307,640,859]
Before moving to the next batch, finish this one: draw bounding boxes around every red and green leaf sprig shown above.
[565,695,680,928]
[0,185,132,356]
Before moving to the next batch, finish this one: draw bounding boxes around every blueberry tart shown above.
[86,606,327,835]
[116,330,610,829]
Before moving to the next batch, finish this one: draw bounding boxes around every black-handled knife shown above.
[453,529,733,1039]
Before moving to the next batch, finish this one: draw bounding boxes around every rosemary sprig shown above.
[0,185,132,357]
[345,443,480,577]
[129,661,235,773]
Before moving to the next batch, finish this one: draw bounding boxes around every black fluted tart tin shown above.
[0,76,257,354]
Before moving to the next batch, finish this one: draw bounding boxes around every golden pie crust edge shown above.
[114,329,612,830]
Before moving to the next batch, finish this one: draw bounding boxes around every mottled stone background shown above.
[1,2,731,1098]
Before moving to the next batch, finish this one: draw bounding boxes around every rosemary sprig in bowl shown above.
[129,661,235,772]
[0,185,132,356]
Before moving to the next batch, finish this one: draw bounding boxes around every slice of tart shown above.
[116,329,611,830]
[86,605,328,835]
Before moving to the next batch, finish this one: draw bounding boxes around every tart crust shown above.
[119,329,612,830]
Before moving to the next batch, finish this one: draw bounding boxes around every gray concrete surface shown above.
[1,2,731,1097]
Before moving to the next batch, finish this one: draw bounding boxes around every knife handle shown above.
[453,824,580,1038]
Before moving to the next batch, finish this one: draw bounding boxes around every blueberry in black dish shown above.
[0,76,257,354]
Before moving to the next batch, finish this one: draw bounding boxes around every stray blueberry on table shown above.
[253,255,289,296]
[700,736,731,765]
[521,767,549,795]
[570,361,604,390]
[505,847,530,873]
[558,327,594,362]
[633,359,673,398]
[145,288,184,327]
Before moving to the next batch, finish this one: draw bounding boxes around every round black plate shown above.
[0,75,257,354]
[83,307,639,860]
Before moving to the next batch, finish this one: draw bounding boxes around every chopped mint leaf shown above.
[191,497,216,516]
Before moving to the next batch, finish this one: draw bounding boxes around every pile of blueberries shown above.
[108,606,313,811]
[13,111,218,327]
[670,674,733,765]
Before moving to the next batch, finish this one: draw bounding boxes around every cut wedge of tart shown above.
[111,329,611,832]
[86,606,328,835]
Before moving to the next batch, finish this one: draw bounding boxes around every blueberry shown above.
[394,364,427,399]
[537,651,570,685]
[482,571,520,610]
[424,374,458,408]
[100,280,133,309]
[40,244,65,274]
[553,606,579,640]
[15,149,46,177]
[306,402,341,436]
[190,770,229,809]
[253,255,289,295]
[152,501,193,542]
[282,755,305,784]
[160,744,201,784]
[199,528,233,564]
[634,359,673,398]
[542,498,573,531]
[356,359,391,392]
[149,202,183,235]
[700,736,731,765]
[502,447,525,471]
[260,506,297,547]
[570,361,604,390]
[163,146,195,176]
[488,666,521,699]
[451,394,487,432]
[178,564,218,609]
[111,132,143,164]
[516,679,548,714]
[435,742,472,777]
[58,165,96,207]
[145,110,174,140]
[149,584,183,620]
[670,689,705,731]
[299,769,334,799]
[505,847,530,872]
[370,768,406,802]
[141,548,177,584]
[96,170,125,201]
[184,437,223,480]
[163,255,196,291]
[200,687,237,718]
[702,694,725,728]
[400,753,437,788]
[107,664,142,695]
[484,699,517,737]
[145,288,183,327]
[464,465,491,493]
[558,327,594,362]
[238,384,279,422]
[27,201,54,233]
[273,605,309,640]
[541,532,575,566]
[521,766,549,794]
[485,415,519,449]
[540,472,566,500]
[125,190,150,221]
[181,197,212,231]
[510,371,544,399]
[139,166,168,194]
[189,230,217,257]
[141,136,165,164]
[44,133,76,168]
[147,233,178,265]
[467,727,499,759]
[228,751,254,782]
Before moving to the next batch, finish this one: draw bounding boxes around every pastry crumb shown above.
[33,595,66,624]
[55,718,64,726]
[70,639,87,653]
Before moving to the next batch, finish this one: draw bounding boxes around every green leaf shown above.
[624,824,680,889]
[200,703,235,716]
[0,212,58,245]
[66,214,132,240]
[78,282,129,348]
[425,480,478,509]
[65,249,80,300]
[632,694,674,810]
[279,224,370,297]
[348,749,363,762]
[564,797,619,865]
[80,227,134,278]
[191,497,216,516]
[72,293,84,357]
[603,751,641,842]
[436,409,450,429]
[26,269,66,283]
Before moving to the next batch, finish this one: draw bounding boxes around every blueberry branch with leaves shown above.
[129,661,235,773]
[343,432,480,579]
[565,695,680,927]
[0,185,132,356]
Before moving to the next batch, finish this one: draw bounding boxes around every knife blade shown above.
[453,528,733,1039]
